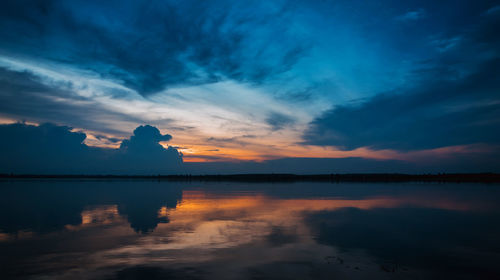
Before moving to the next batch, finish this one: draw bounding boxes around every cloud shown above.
[0,0,308,96]
[0,123,182,174]
[266,112,296,131]
[0,62,315,152]
[395,8,426,21]
[114,125,182,173]
[120,125,172,151]
[94,134,121,143]
[303,15,500,151]
[0,66,147,136]
[485,5,500,15]
[206,136,253,147]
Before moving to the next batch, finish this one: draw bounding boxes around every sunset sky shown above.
[0,0,499,174]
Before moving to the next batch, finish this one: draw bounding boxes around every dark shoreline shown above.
[1,173,499,183]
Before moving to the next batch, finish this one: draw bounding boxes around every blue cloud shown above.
[303,8,500,151]
[120,125,172,152]
[0,0,308,96]
[0,67,147,135]
[266,112,296,131]
[395,8,426,21]
[0,123,182,174]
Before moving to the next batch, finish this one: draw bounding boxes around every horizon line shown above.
[1,173,499,183]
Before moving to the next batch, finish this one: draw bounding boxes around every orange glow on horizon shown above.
[2,118,496,163]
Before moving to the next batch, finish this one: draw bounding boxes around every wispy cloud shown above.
[0,0,309,96]
[395,8,426,22]
[485,5,500,15]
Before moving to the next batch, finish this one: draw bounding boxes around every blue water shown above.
[1,180,500,279]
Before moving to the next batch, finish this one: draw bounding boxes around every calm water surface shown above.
[1,180,500,279]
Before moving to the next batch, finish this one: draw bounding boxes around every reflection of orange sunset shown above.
[81,205,120,225]
[0,188,488,244]
[2,182,499,280]
[81,189,493,266]
[165,190,483,219]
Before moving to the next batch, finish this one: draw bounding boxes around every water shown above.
[1,180,499,279]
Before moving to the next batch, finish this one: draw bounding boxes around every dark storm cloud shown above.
[0,123,182,174]
[304,10,500,151]
[0,0,307,95]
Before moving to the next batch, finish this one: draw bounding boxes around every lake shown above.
[1,180,500,279]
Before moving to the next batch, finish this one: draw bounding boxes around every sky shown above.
[0,0,499,174]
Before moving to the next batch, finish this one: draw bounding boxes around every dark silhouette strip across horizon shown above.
[1,173,499,183]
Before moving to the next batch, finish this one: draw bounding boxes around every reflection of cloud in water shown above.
[0,181,184,237]
[70,190,500,271]
[1,182,500,279]
[66,205,123,231]
[0,233,8,241]
[82,205,120,225]
[0,187,493,242]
